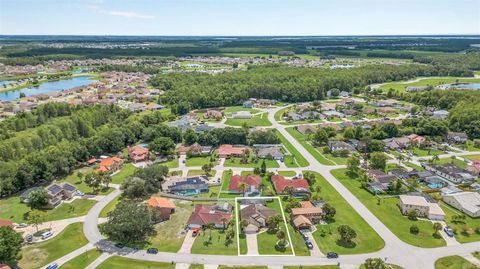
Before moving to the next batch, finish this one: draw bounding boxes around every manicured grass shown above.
[321,152,348,165]
[59,249,102,269]
[359,264,403,269]
[332,168,445,248]
[111,163,137,184]
[379,77,480,93]
[274,130,309,167]
[434,255,478,269]
[187,169,212,176]
[46,199,96,221]
[189,265,204,269]
[286,127,335,165]
[97,256,175,269]
[225,113,272,127]
[432,158,468,169]
[219,170,240,199]
[254,199,293,255]
[410,148,444,157]
[286,218,310,256]
[99,196,121,218]
[148,200,192,252]
[160,158,179,168]
[197,185,221,198]
[224,156,279,168]
[186,156,212,167]
[0,196,31,223]
[307,171,384,254]
[404,162,425,171]
[191,228,238,255]
[218,266,267,269]
[442,203,480,243]
[464,154,480,161]
[19,223,89,269]
[223,106,260,114]
[278,171,297,177]
[474,252,480,260]
[274,107,290,121]
[60,167,113,195]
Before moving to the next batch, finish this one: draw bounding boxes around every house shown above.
[218,144,246,158]
[442,192,480,217]
[406,86,430,92]
[255,144,284,160]
[187,204,233,229]
[407,134,425,144]
[424,163,476,184]
[291,201,323,230]
[243,101,253,108]
[161,176,209,195]
[45,183,77,208]
[146,103,164,111]
[232,111,252,119]
[328,140,355,153]
[321,102,336,111]
[128,145,149,163]
[366,170,397,193]
[432,110,449,119]
[228,175,262,196]
[0,219,13,227]
[446,132,468,144]
[255,99,276,106]
[204,110,223,119]
[296,125,317,135]
[146,197,176,222]
[322,110,344,118]
[468,160,480,176]
[399,195,445,221]
[179,143,212,156]
[98,157,124,173]
[240,203,277,233]
[195,124,215,134]
[271,175,310,197]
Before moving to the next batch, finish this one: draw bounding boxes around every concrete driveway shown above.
[305,231,323,256]
[246,233,259,255]
[178,230,195,254]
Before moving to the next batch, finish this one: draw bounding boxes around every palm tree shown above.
[221,217,229,231]
[238,182,248,197]
[396,154,404,165]
[240,219,249,232]
[205,223,215,238]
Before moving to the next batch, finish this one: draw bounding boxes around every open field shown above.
[97,256,175,269]
[225,113,272,127]
[286,127,335,165]
[19,222,88,269]
[274,130,309,167]
[434,255,478,269]
[332,168,446,248]
[186,156,212,167]
[379,77,480,93]
[59,249,102,269]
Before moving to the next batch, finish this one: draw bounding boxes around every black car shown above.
[326,252,338,259]
[305,240,313,249]
[147,248,158,254]
[25,234,33,243]
[114,243,124,249]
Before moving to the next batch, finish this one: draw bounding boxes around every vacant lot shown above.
[274,130,309,167]
[97,256,175,269]
[225,113,272,127]
[286,127,335,165]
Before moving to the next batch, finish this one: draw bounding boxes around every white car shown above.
[41,231,53,239]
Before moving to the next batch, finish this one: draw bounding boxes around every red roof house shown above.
[98,157,124,173]
[407,134,425,144]
[128,145,150,163]
[271,175,310,197]
[146,197,176,221]
[0,218,13,227]
[228,175,262,193]
[218,144,246,158]
[187,204,232,228]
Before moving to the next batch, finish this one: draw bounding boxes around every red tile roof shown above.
[218,144,245,157]
[146,197,176,209]
[229,175,262,192]
[0,219,13,227]
[187,205,232,226]
[271,175,309,194]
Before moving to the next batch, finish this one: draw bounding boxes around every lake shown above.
[0,76,96,101]
[444,83,480,90]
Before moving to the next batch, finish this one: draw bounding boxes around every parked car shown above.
[192,228,200,237]
[305,240,313,249]
[16,223,28,228]
[444,226,454,237]
[46,263,58,269]
[76,190,85,196]
[41,231,53,240]
[326,252,338,259]
[25,234,33,243]
[114,243,124,249]
[147,248,158,254]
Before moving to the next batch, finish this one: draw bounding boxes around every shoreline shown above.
[0,73,96,94]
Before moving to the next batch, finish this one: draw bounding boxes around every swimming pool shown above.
[427,183,444,189]
[175,190,200,196]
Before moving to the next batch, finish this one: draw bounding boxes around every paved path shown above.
[175,263,190,269]
[16,216,85,243]
[246,233,259,255]
[85,252,112,269]
[41,243,94,269]
[305,231,323,256]
[178,230,195,254]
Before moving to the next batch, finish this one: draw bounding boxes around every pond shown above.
[0,80,15,86]
[0,76,96,101]
[443,83,480,90]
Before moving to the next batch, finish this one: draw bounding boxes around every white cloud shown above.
[87,5,155,19]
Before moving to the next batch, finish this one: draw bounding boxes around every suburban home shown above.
[424,163,476,184]
[399,195,445,221]
[146,197,176,222]
[161,176,209,195]
[179,143,213,156]
[366,170,397,193]
[322,110,344,118]
[146,103,164,111]
[255,99,277,106]
[271,175,310,197]
[446,132,469,144]
[0,219,13,227]
[218,144,246,158]
[228,174,262,196]
[291,201,323,230]
[296,124,317,135]
[254,144,284,160]
[240,203,277,233]
[328,140,355,153]
[321,102,336,111]
[128,145,150,163]
[203,110,223,119]
[468,160,480,176]
[407,134,426,144]
[187,204,233,229]
[98,156,124,173]
[319,122,342,132]
[442,192,480,217]
[45,183,77,208]
[232,111,252,119]
[406,86,430,92]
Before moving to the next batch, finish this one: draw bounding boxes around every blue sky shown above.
[0,0,479,35]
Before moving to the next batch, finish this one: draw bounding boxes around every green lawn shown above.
[218,266,267,269]
[286,218,310,256]
[224,106,260,114]
[219,170,240,199]
[410,148,445,157]
[97,256,175,269]
[19,223,89,269]
[187,169,213,176]
[147,201,193,252]
[197,185,220,198]
[224,156,279,168]
[159,158,179,168]
[321,152,348,165]
[274,130,309,167]
[60,167,113,195]
[99,196,121,218]
[307,171,385,254]
[404,162,425,171]
[464,154,480,161]
[285,266,339,269]
[59,249,102,269]
[0,196,31,223]
[432,158,469,169]
[186,156,212,167]
[189,265,204,269]
[434,255,478,269]
[46,199,97,221]
[332,168,446,248]
[278,171,298,177]
[111,163,137,184]
[379,77,480,93]
[225,113,272,127]
[191,228,238,255]
[257,199,293,255]
[274,107,290,121]
[286,127,335,165]
[442,203,480,243]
